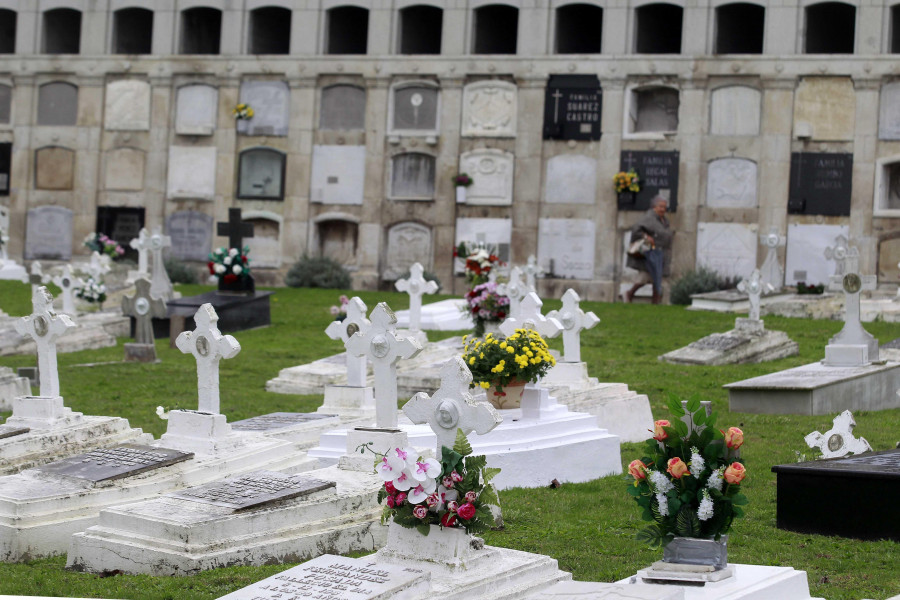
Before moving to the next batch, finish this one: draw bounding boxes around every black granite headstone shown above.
[0,142,10,196]
[167,290,273,333]
[618,150,680,212]
[35,444,193,482]
[543,75,602,141]
[231,412,335,432]
[168,471,334,510]
[788,152,853,216]
[0,425,29,440]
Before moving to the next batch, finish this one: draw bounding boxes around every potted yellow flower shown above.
[461,329,556,409]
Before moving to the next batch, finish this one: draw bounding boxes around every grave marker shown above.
[759,228,786,291]
[230,413,333,432]
[496,266,528,321]
[167,211,213,262]
[824,247,878,366]
[50,265,84,315]
[499,292,563,340]
[24,205,73,261]
[804,410,872,459]
[35,444,192,482]
[324,297,371,388]
[736,269,772,322]
[824,233,849,277]
[148,227,174,300]
[788,152,853,216]
[169,471,334,510]
[217,208,254,251]
[15,287,75,398]
[546,289,599,363]
[618,150,679,211]
[122,277,166,362]
[394,262,438,333]
[28,262,46,294]
[85,251,111,282]
[523,255,543,292]
[175,304,241,415]
[129,227,150,276]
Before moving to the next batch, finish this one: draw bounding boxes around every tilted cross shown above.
[403,357,502,460]
[51,264,84,315]
[130,228,150,275]
[29,261,46,294]
[523,256,544,293]
[85,251,111,282]
[546,288,599,363]
[496,266,528,321]
[15,287,75,397]
[736,269,773,322]
[346,303,422,429]
[175,303,241,414]
[804,410,872,459]
[759,227,786,290]
[122,277,167,345]
[324,297,371,387]
[148,227,174,300]
[824,234,849,277]
[499,292,563,340]
[394,262,438,332]
[827,246,877,354]
[217,208,254,251]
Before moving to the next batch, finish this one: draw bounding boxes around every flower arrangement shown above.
[464,281,509,337]
[461,328,556,393]
[83,233,125,261]
[76,276,107,305]
[330,294,350,321]
[376,429,501,536]
[626,396,748,548]
[796,281,825,295]
[454,241,504,288]
[232,103,254,120]
[452,173,474,187]
[207,246,251,284]
[614,169,641,194]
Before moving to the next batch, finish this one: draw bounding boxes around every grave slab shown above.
[394,298,473,331]
[529,581,684,599]
[34,444,193,482]
[0,365,31,412]
[230,412,342,448]
[687,290,805,313]
[661,325,799,366]
[621,564,821,600]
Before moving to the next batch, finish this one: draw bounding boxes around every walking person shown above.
[623,195,674,304]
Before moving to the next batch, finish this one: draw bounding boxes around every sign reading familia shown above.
[788,152,853,216]
[619,150,680,212]
[543,75,602,141]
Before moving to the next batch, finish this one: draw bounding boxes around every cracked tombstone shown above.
[499,292,563,341]
[824,247,878,366]
[496,266,528,321]
[15,287,75,398]
[805,410,872,459]
[122,277,167,362]
[324,297,371,388]
[546,288,599,363]
[175,303,241,414]
[758,228,785,291]
[50,264,84,315]
[395,262,438,334]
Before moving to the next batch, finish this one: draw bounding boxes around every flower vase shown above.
[456,186,467,204]
[485,380,527,410]
[218,275,255,294]
[663,536,728,570]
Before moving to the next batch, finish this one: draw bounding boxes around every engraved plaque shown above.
[0,425,29,440]
[35,444,193,482]
[168,471,334,510]
[231,412,334,432]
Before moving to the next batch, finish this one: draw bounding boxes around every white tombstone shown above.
[130,227,151,277]
[461,80,517,138]
[805,410,872,459]
[84,251,111,283]
[394,262,438,334]
[148,227,174,301]
[824,247,878,367]
[759,228,785,291]
[523,255,544,293]
[104,80,151,131]
[546,289,599,363]
[14,287,75,399]
[50,265,84,315]
[167,146,217,200]
[122,277,167,362]
[346,303,422,429]
[458,149,515,206]
[496,266,528,321]
[499,292,563,341]
[824,233,849,277]
[324,297,371,388]
[175,304,241,415]
[736,269,773,323]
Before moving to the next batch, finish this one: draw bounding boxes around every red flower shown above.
[457,502,476,520]
[496,311,506,319]
[207,262,215,275]
[384,481,396,495]
[242,256,248,263]
[223,274,237,283]
[440,512,457,527]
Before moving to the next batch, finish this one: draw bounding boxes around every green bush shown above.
[670,266,735,305]
[285,255,352,289]
[396,268,442,293]
[164,257,199,284]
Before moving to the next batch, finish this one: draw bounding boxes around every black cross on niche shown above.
[217,208,254,250]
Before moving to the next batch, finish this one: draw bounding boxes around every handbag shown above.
[628,236,653,257]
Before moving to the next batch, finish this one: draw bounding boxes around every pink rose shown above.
[724,462,746,484]
[447,501,459,513]
[628,460,647,480]
[464,491,477,503]
[395,492,407,505]
[723,427,744,450]
[653,420,670,442]
[425,493,440,509]
[384,481,396,495]
[451,471,463,482]
[457,502,476,520]
[386,496,395,508]
[440,512,457,527]
[442,476,454,489]
[413,505,428,519]
[666,457,690,479]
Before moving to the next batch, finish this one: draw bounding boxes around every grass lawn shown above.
[0,281,898,599]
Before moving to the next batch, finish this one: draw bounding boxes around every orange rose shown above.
[723,427,744,450]
[653,420,670,441]
[628,460,647,480]
[666,457,690,479]
[724,462,746,484]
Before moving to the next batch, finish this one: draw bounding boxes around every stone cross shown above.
[736,269,773,322]
[148,227,174,300]
[130,227,151,275]
[122,277,167,345]
[15,287,75,398]
[499,292,563,340]
[85,251,111,282]
[394,262,438,332]
[346,303,422,429]
[804,410,871,459]
[217,208,254,251]
[496,266,528,321]
[29,261,46,295]
[324,296,371,387]
[824,234,849,277]
[403,357,502,460]
[175,303,241,415]
[523,255,544,293]
[758,228,785,291]
[51,264,84,315]
[546,289,599,363]
[827,246,878,359]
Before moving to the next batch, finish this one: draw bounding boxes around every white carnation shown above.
[229,248,239,257]
[214,264,226,274]
[690,446,705,475]
[232,264,242,274]
[706,467,724,492]
[698,491,714,521]
[224,256,232,266]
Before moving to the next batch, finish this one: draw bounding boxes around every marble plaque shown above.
[879,82,900,141]
[0,425,29,440]
[544,155,596,204]
[455,218,511,272]
[794,77,855,141]
[384,221,432,280]
[167,146,217,200]
[238,149,285,200]
[311,145,366,205]
[35,444,193,482]
[176,84,218,136]
[784,223,849,286]
[459,149,514,206]
[706,158,757,208]
[37,82,78,126]
[392,85,439,132]
[709,86,760,135]
[169,471,334,510]
[391,153,435,199]
[696,222,758,281]
[619,150,680,212]
[788,153,853,216]
[461,80,517,137]
[217,554,429,600]
[104,80,151,131]
[104,147,145,191]
[537,218,595,280]
[236,81,290,136]
[231,412,334,432]
[244,217,280,268]
[35,147,75,190]
[167,210,213,261]
[320,85,366,130]
[543,75,603,141]
[25,205,73,260]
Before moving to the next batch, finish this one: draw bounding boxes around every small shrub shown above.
[164,257,198,284]
[670,266,734,305]
[285,255,352,289]
[796,281,825,295]
[396,268,442,293]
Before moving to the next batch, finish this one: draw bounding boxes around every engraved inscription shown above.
[170,471,335,510]
[231,412,334,432]
[34,444,193,482]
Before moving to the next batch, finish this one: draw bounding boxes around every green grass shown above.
[0,281,898,599]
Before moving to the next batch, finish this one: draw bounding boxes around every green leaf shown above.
[453,428,473,456]
[416,523,431,537]
[732,506,745,518]
[693,411,707,426]
[479,485,499,508]
[732,493,749,506]
[685,395,701,414]
[707,411,719,429]
[626,484,642,497]
[483,467,501,485]
[675,505,701,537]
[667,394,686,417]
[636,524,665,548]
[673,419,689,438]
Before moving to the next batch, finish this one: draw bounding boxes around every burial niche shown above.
[35,147,75,190]
[0,142,10,195]
[104,147,146,191]
[391,83,439,132]
[326,6,369,54]
[878,235,900,282]
[635,4,682,54]
[236,80,290,136]
[42,8,81,54]
[96,206,145,253]
[710,86,760,135]
[473,5,518,54]
[399,6,443,54]
[555,4,603,54]
[320,85,366,130]
[0,9,16,54]
[892,6,900,53]
[38,82,78,126]
[627,86,679,134]
[715,3,764,54]
[706,158,758,208]
[176,84,218,135]
[318,219,358,264]
[805,2,855,53]
[0,84,10,124]
[391,152,435,199]
[873,157,900,216]
[244,216,281,268]
[113,8,153,54]
[249,6,291,54]
[180,7,222,54]
[237,148,286,200]
[384,222,432,280]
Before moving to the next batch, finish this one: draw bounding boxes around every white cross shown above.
[736,269,773,322]
[84,251,111,282]
[130,228,151,275]
[324,297,371,387]
[824,234,849,277]
[758,227,785,290]
[804,410,871,459]
[551,89,563,123]
[346,303,422,429]
[546,289,599,363]
[827,246,877,353]
[499,292,563,340]
[149,227,174,300]
[496,266,528,321]
[29,261,46,295]
[175,303,241,414]
[523,256,544,293]
[15,287,75,397]
[403,357,502,460]
[51,264,84,315]
[394,262,438,332]
[122,277,167,345]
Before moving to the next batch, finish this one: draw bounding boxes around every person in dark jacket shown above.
[624,195,674,304]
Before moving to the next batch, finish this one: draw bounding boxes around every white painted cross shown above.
[346,303,422,429]
[130,228,151,276]
[84,251,111,282]
[175,303,241,414]
[827,246,878,356]
[15,287,75,398]
[804,410,871,459]
[736,269,773,322]
[148,227,174,300]
[403,357,502,460]
[51,264,84,315]
[824,234,849,277]
[546,288,599,363]
[394,262,438,332]
[28,261,46,295]
[499,292,563,340]
[324,297,371,387]
[523,256,544,293]
[122,277,167,345]
[758,228,785,291]
[496,266,528,321]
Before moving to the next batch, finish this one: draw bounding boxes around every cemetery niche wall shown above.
[788,152,853,216]
[618,150,679,211]
[543,74,601,140]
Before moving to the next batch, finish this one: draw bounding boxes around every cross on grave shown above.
[175,303,241,414]
[130,228,150,275]
[403,357,502,460]
[148,227,174,300]
[84,251,111,282]
[324,296,371,387]
[122,277,167,345]
[496,266,528,321]
[394,262,438,332]
[736,269,773,322]
[824,234,849,277]
[499,292,563,340]
[546,288,599,363]
[28,261,46,294]
[346,303,422,429]
[523,256,544,293]
[622,151,638,171]
[217,208,254,251]
[826,246,878,363]
[804,410,872,459]
[51,264,84,315]
[15,287,75,398]
[758,227,785,291]
[551,89,563,124]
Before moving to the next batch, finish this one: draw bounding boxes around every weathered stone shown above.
[169,471,333,509]
[804,410,872,459]
[35,444,193,482]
